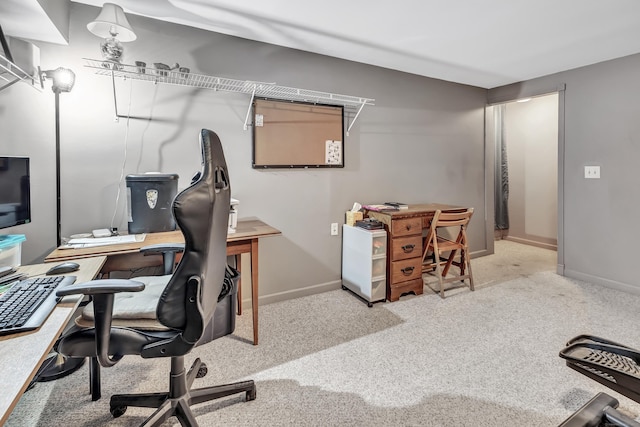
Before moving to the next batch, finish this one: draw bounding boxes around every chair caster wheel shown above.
[247,386,257,401]
[110,405,127,418]
[197,363,208,378]
[341,285,347,290]
[367,302,373,308]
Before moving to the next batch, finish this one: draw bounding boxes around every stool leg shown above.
[464,247,474,291]
[434,253,445,298]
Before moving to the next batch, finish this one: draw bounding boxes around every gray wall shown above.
[0,3,488,305]
[489,53,640,293]
[504,94,558,249]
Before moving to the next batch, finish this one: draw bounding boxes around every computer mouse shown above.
[46,262,80,275]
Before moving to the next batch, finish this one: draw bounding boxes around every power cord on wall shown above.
[108,80,160,233]
[109,79,134,232]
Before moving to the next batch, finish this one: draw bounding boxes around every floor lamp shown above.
[42,67,75,247]
[30,67,80,384]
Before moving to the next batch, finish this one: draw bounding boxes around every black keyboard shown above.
[0,275,76,336]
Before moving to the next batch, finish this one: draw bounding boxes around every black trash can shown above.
[126,173,179,234]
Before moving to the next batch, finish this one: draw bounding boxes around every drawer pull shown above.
[401,244,415,253]
[401,266,415,275]
[405,224,412,231]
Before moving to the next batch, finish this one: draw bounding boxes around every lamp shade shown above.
[87,3,136,42]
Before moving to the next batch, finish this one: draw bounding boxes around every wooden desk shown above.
[45,219,282,345]
[366,204,465,301]
[0,256,106,425]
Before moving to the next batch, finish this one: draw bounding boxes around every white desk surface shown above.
[0,256,106,425]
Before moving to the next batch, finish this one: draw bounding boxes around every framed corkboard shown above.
[252,98,344,168]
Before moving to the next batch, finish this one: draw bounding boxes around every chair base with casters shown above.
[109,355,255,426]
[70,266,240,401]
[559,335,640,427]
[27,353,85,392]
[421,208,475,298]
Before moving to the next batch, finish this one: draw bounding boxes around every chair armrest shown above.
[56,279,145,297]
[56,279,145,368]
[140,243,185,254]
[140,243,185,275]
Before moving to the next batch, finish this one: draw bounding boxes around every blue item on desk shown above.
[46,262,80,275]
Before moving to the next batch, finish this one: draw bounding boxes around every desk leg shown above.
[235,255,242,316]
[251,238,259,346]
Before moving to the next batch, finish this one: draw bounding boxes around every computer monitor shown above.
[0,157,31,230]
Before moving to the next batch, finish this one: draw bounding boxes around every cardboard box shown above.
[345,211,363,226]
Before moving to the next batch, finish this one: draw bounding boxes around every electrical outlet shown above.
[330,223,339,236]
[584,165,600,179]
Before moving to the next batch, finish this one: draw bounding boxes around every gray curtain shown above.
[494,104,509,230]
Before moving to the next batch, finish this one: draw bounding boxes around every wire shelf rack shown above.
[0,54,41,92]
[85,58,374,131]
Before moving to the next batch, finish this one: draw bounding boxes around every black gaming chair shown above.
[55,129,255,426]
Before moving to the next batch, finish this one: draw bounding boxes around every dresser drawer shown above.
[390,217,422,237]
[391,235,422,261]
[391,257,422,283]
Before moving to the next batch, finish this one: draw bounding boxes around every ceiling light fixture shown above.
[87,3,136,63]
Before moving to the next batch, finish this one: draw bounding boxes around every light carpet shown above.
[8,241,640,426]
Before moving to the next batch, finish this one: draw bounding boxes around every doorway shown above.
[485,90,565,274]
[496,94,558,249]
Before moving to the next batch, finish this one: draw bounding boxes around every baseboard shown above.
[243,248,493,309]
[238,247,510,309]
[503,236,557,251]
[564,268,640,296]
[240,279,342,308]
[471,248,492,259]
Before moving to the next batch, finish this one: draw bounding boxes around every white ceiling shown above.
[0,0,69,45]
[4,0,640,88]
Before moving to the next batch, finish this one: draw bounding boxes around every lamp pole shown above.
[54,88,62,247]
[34,68,83,384]
[43,67,75,247]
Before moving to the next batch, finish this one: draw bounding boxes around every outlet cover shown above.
[330,223,339,236]
[584,165,600,179]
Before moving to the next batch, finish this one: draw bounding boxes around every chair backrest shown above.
[425,208,474,246]
[432,208,474,231]
[156,129,230,338]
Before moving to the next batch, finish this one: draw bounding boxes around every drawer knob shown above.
[401,266,415,275]
[405,224,412,231]
[401,244,415,253]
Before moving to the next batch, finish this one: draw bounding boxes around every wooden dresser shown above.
[366,204,465,302]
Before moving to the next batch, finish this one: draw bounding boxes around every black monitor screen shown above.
[0,157,31,230]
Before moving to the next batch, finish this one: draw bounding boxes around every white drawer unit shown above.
[341,224,387,306]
